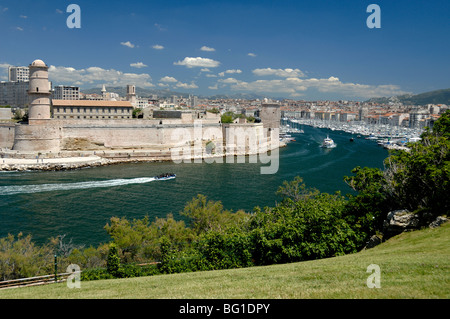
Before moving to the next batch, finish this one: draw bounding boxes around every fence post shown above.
[54,254,58,283]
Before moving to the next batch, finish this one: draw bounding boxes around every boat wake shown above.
[0,177,157,196]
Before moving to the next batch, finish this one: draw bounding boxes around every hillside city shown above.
[1,65,448,132]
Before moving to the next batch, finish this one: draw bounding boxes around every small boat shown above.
[155,173,176,180]
[321,135,336,148]
[350,137,354,142]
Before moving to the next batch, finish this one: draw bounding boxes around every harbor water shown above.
[0,125,388,246]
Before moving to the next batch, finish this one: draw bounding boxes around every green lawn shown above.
[1,223,449,299]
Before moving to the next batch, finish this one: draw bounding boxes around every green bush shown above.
[0,233,53,281]
[195,230,253,270]
[249,191,358,265]
[106,243,122,277]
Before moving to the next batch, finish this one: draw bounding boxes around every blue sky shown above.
[1,0,449,100]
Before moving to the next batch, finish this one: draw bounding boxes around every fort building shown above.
[0,59,280,162]
[52,100,133,119]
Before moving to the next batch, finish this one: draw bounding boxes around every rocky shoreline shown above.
[0,156,177,172]
[0,148,282,172]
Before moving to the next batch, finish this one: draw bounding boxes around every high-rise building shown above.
[0,66,30,107]
[8,66,29,82]
[189,95,198,108]
[0,81,29,107]
[52,85,80,100]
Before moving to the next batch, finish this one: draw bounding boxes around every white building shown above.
[52,85,80,100]
[135,97,149,109]
[8,66,29,82]
[409,108,431,128]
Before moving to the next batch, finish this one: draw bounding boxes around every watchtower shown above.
[28,59,51,123]
[260,102,281,129]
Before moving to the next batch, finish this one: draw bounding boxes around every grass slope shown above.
[1,223,449,299]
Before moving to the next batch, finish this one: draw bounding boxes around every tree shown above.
[0,233,53,280]
[276,176,319,204]
[221,112,234,123]
[181,194,249,235]
[106,243,121,277]
[249,189,357,266]
[104,216,150,263]
[430,109,450,138]
[132,108,143,118]
[383,134,449,217]
[343,110,450,245]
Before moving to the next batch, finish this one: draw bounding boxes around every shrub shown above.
[106,243,122,277]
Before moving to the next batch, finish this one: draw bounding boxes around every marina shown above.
[281,117,424,150]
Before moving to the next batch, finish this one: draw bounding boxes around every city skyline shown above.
[1,0,449,101]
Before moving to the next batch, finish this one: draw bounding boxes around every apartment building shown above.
[52,85,80,100]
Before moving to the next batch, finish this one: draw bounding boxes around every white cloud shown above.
[20,15,27,19]
[200,46,216,52]
[248,53,257,57]
[130,62,147,68]
[218,77,240,84]
[159,76,178,83]
[120,41,135,48]
[48,65,154,88]
[217,73,409,99]
[200,68,211,72]
[218,69,241,77]
[253,68,305,78]
[176,82,199,89]
[225,69,242,74]
[16,27,23,31]
[152,44,164,50]
[208,84,218,90]
[206,74,217,78]
[174,57,220,68]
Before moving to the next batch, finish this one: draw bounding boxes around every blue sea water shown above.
[0,126,388,246]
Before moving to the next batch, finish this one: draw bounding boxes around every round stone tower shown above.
[260,102,281,129]
[28,59,51,122]
[12,59,61,152]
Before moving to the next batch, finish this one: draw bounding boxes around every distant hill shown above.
[82,86,195,99]
[366,88,450,105]
[81,86,272,101]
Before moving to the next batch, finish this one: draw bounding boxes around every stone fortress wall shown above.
[0,59,281,166]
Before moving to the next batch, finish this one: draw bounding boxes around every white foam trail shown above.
[0,177,156,195]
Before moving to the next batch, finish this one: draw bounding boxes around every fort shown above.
[0,59,281,172]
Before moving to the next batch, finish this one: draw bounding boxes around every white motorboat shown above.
[321,135,336,148]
